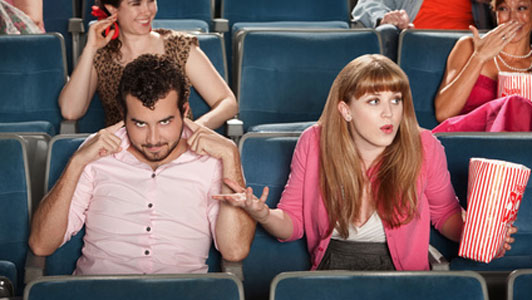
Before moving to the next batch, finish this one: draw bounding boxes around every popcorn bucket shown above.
[497,72,532,100]
[458,158,530,263]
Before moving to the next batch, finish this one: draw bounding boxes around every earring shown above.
[346,115,352,122]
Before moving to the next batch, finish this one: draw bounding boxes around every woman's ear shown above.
[337,101,352,122]
[104,4,118,15]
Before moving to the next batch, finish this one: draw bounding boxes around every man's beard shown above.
[128,125,184,162]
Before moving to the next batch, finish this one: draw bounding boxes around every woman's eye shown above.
[392,98,402,104]
[519,5,529,11]
[368,99,379,105]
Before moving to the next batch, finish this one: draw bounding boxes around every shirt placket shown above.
[140,169,158,273]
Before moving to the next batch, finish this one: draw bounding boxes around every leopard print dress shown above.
[93,29,197,126]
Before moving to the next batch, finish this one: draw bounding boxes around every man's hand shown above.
[184,118,237,161]
[72,121,124,167]
[380,10,413,30]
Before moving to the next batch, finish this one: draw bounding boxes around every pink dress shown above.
[460,74,497,115]
[433,74,532,132]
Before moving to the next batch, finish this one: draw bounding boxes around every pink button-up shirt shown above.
[62,127,222,275]
[278,125,462,270]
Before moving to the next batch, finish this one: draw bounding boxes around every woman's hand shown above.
[470,21,521,62]
[496,224,518,258]
[86,14,118,51]
[213,178,271,223]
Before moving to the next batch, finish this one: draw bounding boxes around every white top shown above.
[331,212,386,243]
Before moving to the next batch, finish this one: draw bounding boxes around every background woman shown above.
[59,0,237,130]
[216,54,516,270]
[435,0,532,124]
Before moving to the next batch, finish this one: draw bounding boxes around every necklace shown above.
[500,49,532,59]
[494,55,532,72]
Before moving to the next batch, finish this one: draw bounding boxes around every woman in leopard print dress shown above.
[59,0,236,130]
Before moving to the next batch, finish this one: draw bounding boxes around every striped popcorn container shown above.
[497,72,532,100]
[459,158,530,263]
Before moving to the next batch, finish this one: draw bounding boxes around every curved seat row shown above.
[2,131,532,298]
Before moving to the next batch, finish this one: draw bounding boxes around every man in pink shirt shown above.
[29,54,255,274]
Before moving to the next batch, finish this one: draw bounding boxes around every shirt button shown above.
[148,203,153,208]
[146,226,151,232]
[144,250,150,255]
[151,173,156,178]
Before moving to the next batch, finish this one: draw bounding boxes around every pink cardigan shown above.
[277,125,462,270]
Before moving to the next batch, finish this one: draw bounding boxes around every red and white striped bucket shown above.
[498,72,532,100]
[458,158,530,263]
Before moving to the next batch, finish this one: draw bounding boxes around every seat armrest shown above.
[213,18,229,33]
[68,17,85,68]
[24,252,45,284]
[60,120,78,134]
[68,17,84,34]
[226,118,243,142]
[221,259,244,281]
[429,244,450,271]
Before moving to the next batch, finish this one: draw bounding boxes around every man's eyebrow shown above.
[130,118,145,123]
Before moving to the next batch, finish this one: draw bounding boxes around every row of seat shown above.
[1,29,468,138]
[2,130,532,298]
[14,269,532,300]
[44,0,353,73]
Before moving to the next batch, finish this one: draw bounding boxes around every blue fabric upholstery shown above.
[0,260,16,295]
[43,135,221,274]
[222,0,350,82]
[43,135,87,275]
[0,121,56,136]
[152,19,210,32]
[271,271,488,300]
[398,30,469,129]
[508,269,532,300]
[239,133,310,300]
[0,34,66,135]
[25,273,243,300]
[190,33,228,134]
[433,133,532,270]
[77,94,106,134]
[237,29,381,132]
[222,0,350,23]
[83,0,213,31]
[43,0,76,73]
[0,135,31,295]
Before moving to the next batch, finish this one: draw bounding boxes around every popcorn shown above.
[498,72,532,100]
[458,158,530,263]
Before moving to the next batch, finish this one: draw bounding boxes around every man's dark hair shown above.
[118,54,187,117]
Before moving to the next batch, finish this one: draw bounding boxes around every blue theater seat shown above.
[398,30,470,129]
[508,269,532,300]
[0,34,67,135]
[43,0,79,73]
[0,134,32,295]
[235,29,381,133]
[431,132,532,271]
[38,134,220,275]
[25,273,243,300]
[221,0,351,77]
[271,271,488,300]
[239,132,310,300]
